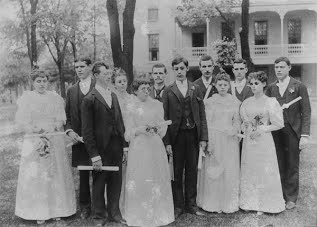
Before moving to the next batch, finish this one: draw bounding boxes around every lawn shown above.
[0,104,316,227]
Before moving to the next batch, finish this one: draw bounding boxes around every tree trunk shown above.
[106,0,122,67]
[30,0,39,68]
[122,0,136,88]
[58,62,66,98]
[239,0,254,72]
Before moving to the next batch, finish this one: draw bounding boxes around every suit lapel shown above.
[92,88,111,111]
[188,81,194,111]
[284,77,297,103]
[198,78,207,94]
[74,82,80,115]
[171,82,183,103]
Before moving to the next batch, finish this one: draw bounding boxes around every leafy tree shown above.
[175,0,254,70]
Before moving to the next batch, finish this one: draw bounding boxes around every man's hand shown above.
[92,159,103,171]
[67,131,82,143]
[200,141,207,151]
[166,145,173,157]
[299,136,309,150]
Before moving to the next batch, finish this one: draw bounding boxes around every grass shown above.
[0,103,317,227]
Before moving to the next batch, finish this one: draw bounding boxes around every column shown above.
[278,10,286,56]
[206,17,210,55]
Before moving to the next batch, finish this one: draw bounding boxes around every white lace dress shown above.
[197,94,241,213]
[15,91,76,220]
[239,95,285,213]
[124,97,174,227]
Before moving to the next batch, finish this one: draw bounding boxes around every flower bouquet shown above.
[34,135,51,158]
[244,114,264,144]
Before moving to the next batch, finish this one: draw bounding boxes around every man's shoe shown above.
[80,208,91,219]
[108,217,127,225]
[93,218,106,226]
[286,201,296,210]
[185,208,205,216]
[174,208,183,219]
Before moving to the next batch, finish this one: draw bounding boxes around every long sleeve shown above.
[15,91,32,132]
[64,88,72,131]
[156,102,167,138]
[298,83,311,135]
[197,87,208,141]
[81,97,99,159]
[124,103,137,143]
[54,94,66,125]
[239,100,248,133]
[162,88,171,146]
[260,98,284,133]
[232,100,241,134]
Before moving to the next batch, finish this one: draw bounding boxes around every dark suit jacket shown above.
[193,77,218,99]
[229,83,253,102]
[266,77,311,138]
[65,79,95,166]
[149,85,165,101]
[81,88,125,164]
[162,81,208,146]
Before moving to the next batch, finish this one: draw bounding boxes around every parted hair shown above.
[152,63,167,74]
[248,71,268,84]
[199,55,214,66]
[111,68,127,84]
[30,69,49,81]
[92,61,109,75]
[74,57,92,66]
[214,72,231,84]
[171,56,189,67]
[274,56,291,66]
[131,79,151,92]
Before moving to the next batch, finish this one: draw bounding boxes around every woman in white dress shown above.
[239,71,285,215]
[15,70,76,224]
[124,79,174,227]
[111,68,136,218]
[197,73,241,213]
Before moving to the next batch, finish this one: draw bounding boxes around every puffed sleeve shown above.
[53,92,66,124]
[15,91,32,132]
[259,97,284,132]
[124,102,138,142]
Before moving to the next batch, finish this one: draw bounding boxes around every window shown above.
[288,19,301,44]
[149,34,159,61]
[221,21,235,41]
[148,8,158,22]
[192,33,204,47]
[254,21,268,45]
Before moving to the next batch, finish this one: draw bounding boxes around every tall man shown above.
[65,57,96,219]
[194,55,218,100]
[266,57,311,210]
[231,58,253,102]
[81,62,126,225]
[149,63,167,102]
[162,56,208,218]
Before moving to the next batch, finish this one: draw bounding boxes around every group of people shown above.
[14,54,311,227]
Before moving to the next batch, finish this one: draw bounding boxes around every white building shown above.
[133,0,317,97]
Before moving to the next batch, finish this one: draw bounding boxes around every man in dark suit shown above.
[266,56,311,210]
[149,63,167,102]
[162,56,208,218]
[231,58,253,102]
[65,57,97,219]
[81,62,126,225]
[194,55,218,100]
